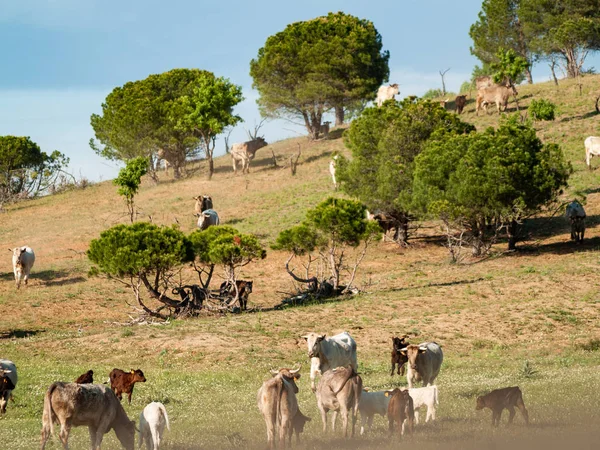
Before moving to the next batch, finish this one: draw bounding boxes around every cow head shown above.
[113,417,136,450]
[302,333,326,358]
[0,373,15,392]
[475,396,486,410]
[270,366,301,393]
[130,369,146,383]
[392,336,408,352]
[399,344,427,371]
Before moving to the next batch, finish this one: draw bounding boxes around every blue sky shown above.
[0,0,591,181]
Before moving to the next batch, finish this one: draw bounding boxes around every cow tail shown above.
[42,383,59,437]
[434,386,439,405]
[159,403,171,431]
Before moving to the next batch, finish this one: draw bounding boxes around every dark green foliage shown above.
[528,98,557,120]
[338,98,475,243]
[250,12,389,137]
[469,0,534,83]
[87,222,193,278]
[274,198,380,291]
[113,157,148,222]
[0,135,69,200]
[91,69,243,179]
[412,115,572,254]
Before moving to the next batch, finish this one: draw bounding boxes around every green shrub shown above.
[528,99,556,121]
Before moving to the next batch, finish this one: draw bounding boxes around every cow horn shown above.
[419,346,427,351]
[289,365,301,375]
[270,369,279,376]
[399,347,408,352]
[301,335,309,339]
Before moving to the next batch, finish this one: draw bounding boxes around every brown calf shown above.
[390,336,409,376]
[74,370,93,384]
[109,368,147,404]
[220,280,253,311]
[455,95,467,114]
[476,386,529,427]
[386,388,415,437]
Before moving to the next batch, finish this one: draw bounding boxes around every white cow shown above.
[585,136,600,169]
[358,389,390,435]
[409,385,438,424]
[376,83,400,107]
[301,331,358,392]
[10,246,35,289]
[196,209,220,230]
[0,359,17,414]
[565,201,586,243]
[400,342,443,389]
[139,402,170,450]
[329,155,339,190]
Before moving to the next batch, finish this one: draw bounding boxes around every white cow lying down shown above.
[358,385,438,434]
[139,402,170,450]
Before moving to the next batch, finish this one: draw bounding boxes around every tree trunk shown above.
[471,220,485,256]
[507,219,519,251]
[525,67,533,84]
[207,157,214,180]
[394,219,409,245]
[550,60,559,86]
[335,106,344,126]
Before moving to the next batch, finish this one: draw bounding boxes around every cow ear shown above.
[301,335,309,340]
[384,391,390,397]
[318,334,326,341]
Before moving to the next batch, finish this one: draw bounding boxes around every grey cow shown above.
[316,366,362,438]
[399,342,443,389]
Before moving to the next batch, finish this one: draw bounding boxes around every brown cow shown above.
[476,386,529,427]
[109,368,146,404]
[231,137,268,174]
[476,85,518,115]
[257,366,301,449]
[193,195,213,215]
[75,370,94,384]
[219,280,253,311]
[385,388,415,437]
[316,365,362,438]
[391,336,409,376]
[40,382,135,450]
[455,95,467,114]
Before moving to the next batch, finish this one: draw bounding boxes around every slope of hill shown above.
[0,75,599,449]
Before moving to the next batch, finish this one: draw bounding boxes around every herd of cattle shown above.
[1,332,530,449]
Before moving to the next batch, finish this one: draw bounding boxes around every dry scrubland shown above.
[1,76,600,449]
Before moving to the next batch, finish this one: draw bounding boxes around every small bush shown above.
[519,360,538,379]
[422,88,443,99]
[528,99,556,121]
[578,338,600,351]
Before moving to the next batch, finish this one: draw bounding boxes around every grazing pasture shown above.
[1,76,600,448]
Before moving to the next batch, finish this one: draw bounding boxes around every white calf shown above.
[408,385,438,424]
[585,136,600,169]
[139,402,170,450]
[358,389,390,435]
[10,246,35,289]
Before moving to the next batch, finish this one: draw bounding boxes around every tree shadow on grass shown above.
[34,269,87,287]
[558,110,598,123]
[0,329,44,339]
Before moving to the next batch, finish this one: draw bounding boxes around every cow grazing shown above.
[40,382,135,450]
[391,336,409,376]
[358,389,390,435]
[0,359,17,414]
[193,195,213,215]
[10,246,35,289]
[290,410,311,444]
[329,155,339,190]
[109,368,147,404]
[476,386,529,427]
[409,385,438,424]
[196,209,220,230]
[301,331,358,392]
[476,85,518,115]
[399,342,443,389]
[257,366,301,450]
[139,402,170,450]
[455,94,467,114]
[585,136,600,169]
[565,201,586,243]
[231,137,268,174]
[376,84,400,107]
[316,366,362,437]
[385,388,415,437]
[75,370,94,384]
[219,280,253,310]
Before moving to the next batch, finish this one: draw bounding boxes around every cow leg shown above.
[518,403,530,426]
[507,406,516,426]
[150,424,160,450]
[414,408,420,425]
[88,426,98,450]
[319,407,328,433]
[58,419,71,449]
[40,420,52,450]
[331,410,338,433]
[360,413,367,435]
[390,362,396,376]
[492,409,501,427]
[128,390,133,404]
[278,421,289,450]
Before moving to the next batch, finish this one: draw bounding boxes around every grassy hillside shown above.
[1,76,600,449]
